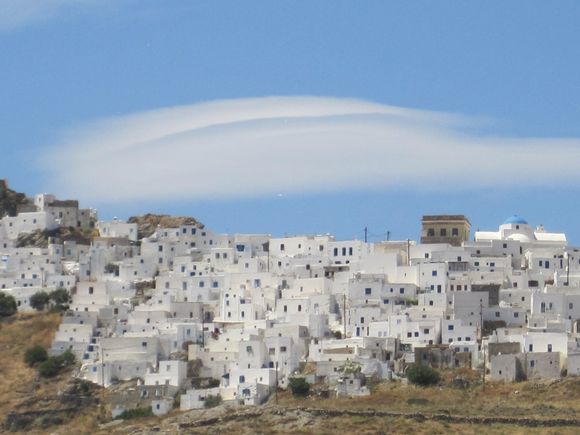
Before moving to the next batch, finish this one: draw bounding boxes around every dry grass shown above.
[0,313,61,417]
[0,313,105,434]
[276,372,580,421]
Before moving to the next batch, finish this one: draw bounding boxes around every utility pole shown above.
[386,231,390,242]
[201,307,205,348]
[364,227,368,243]
[480,299,485,391]
[275,361,278,404]
[566,252,570,286]
[343,293,347,339]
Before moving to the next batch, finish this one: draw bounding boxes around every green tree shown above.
[38,357,60,377]
[30,291,50,311]
[37,350,76,378]
[24,345,48,367]
[49,288,71,312]
[406,364,440,387]
[57,349,76,367]
[288,377,311,397]
[0,291,17,317]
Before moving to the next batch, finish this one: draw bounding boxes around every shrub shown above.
[114,407,153,420]
[206,378,221,388]
[24,345,48,367]
[0,291,17,317]
[288,377,310,397]
[105,263,119,275]
[204,394,222,408]
[30,291,50,311]
[57,349,76,367]
[38,358,60,377]
[406,364,440,387]
[37,350,76,378]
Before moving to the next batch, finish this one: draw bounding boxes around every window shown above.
[503,243,507,249]
[432,270,437,277]
[448,324,454,331]
[407,332,412,338]
[239,375,245,383]
[427,229,435,237]
[333,248,338,256]
[280,244,285,251]
[399,288,405,294]
[414,332,419,337]
[423,328,429,334]
[280,346,287,352]
[548,344,552,352]
[452,228,459,236]
[514,312,519,318]
[495,312,500,318]
[365,287,372,295]
[529,344,533,352]
[440,228,447,237]
[530,360,535,368]
[349,247,353,256]
[298,305,302,312]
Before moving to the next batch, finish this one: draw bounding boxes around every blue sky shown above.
[1,1,580,242]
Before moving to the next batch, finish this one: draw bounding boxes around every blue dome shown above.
[504,215,528,225]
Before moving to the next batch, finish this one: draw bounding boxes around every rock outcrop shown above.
[127,214,203,239]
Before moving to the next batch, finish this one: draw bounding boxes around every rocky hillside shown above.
[16,227,97,249]
[0,180,32,218]
[127,214,203,239]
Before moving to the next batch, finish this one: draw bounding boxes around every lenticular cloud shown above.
[44,96,580,203]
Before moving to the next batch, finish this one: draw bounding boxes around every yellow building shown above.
[420,215,471,247]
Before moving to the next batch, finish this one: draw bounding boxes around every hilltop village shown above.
[1,180,580,417]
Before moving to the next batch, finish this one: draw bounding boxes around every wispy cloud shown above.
[44,96,580,203]
[0,0,103,31]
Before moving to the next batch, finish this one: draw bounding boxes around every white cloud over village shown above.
[0,0,110,30]
[45,96,580,203]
